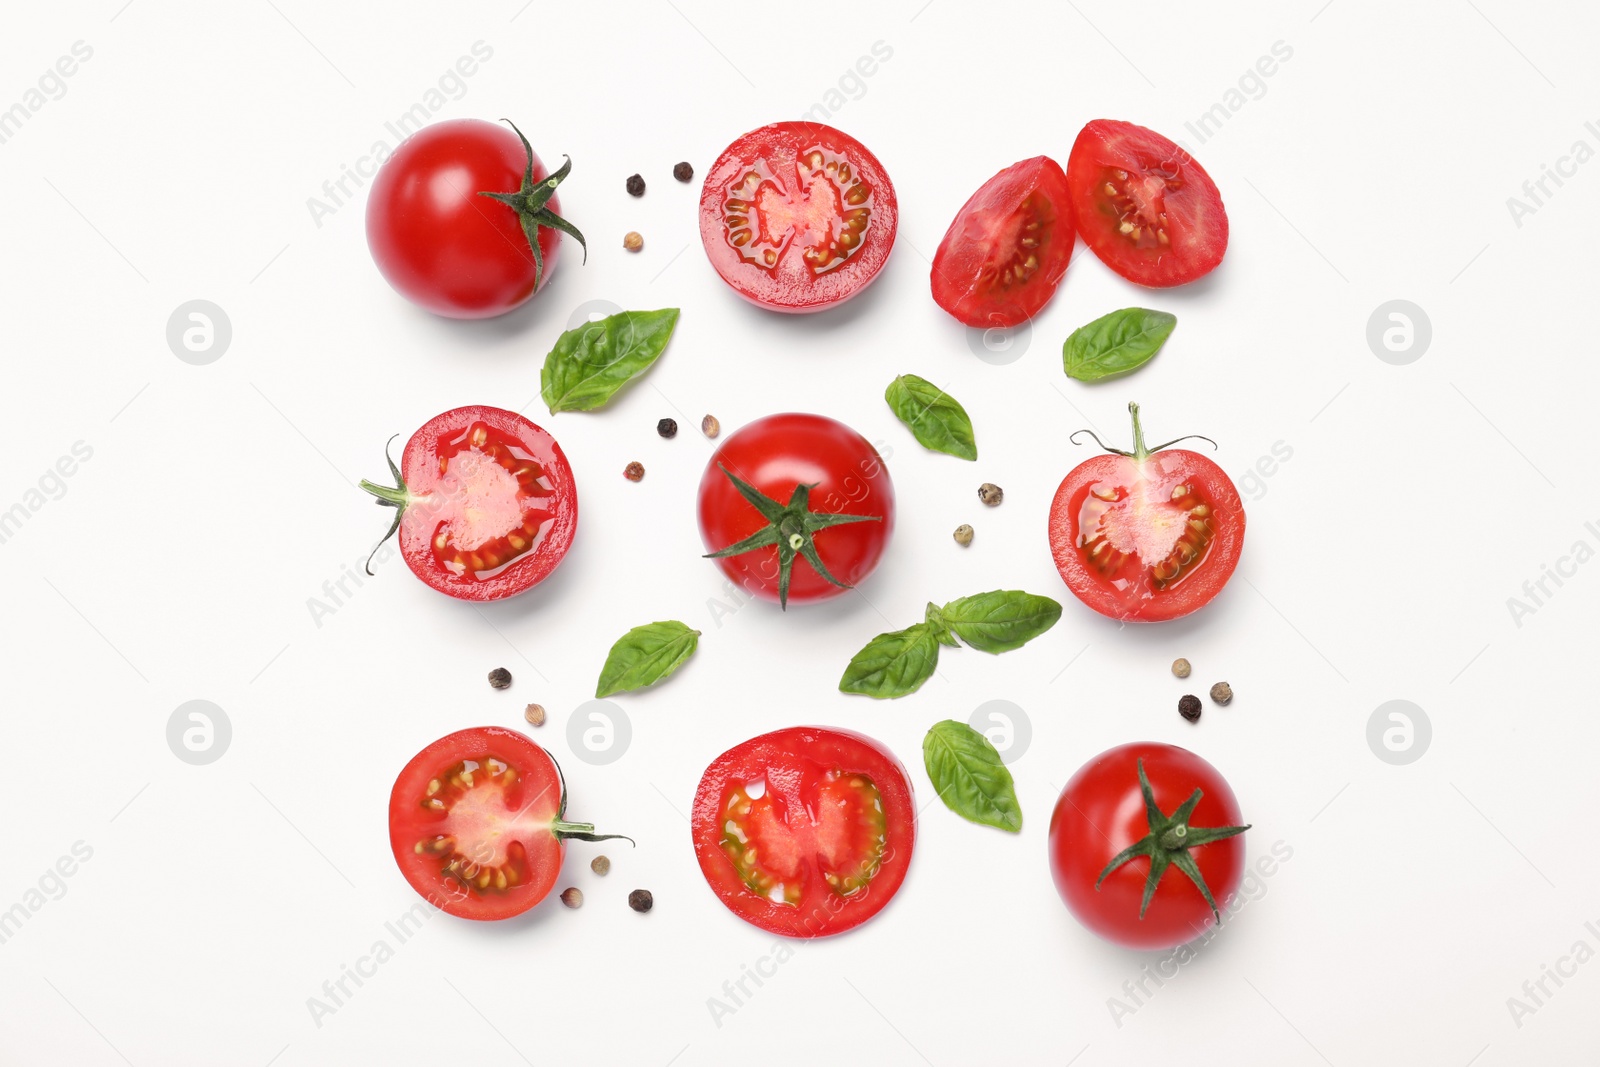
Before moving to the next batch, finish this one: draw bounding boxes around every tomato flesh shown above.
[1049,743,1246,950]
[931,156,1075,327]
[1066,120,1227,288]
[699,123,897,312]
[388,406,577,602]
[692,727,914,937]
[1049,447,1244,622]
[389,727,567,920]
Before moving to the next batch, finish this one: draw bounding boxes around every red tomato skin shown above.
[691,726,916,938]
[1049,743,1245,950]
[698,122,897,313]
[397,406,578,602]
[388,727,565,921]
[1066,119,1228,288]
[931,156,1076,327]
[697,414,894,604]
[1049,448,1244,622]
[366,119,560,318]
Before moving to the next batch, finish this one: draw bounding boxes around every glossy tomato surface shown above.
[1066,120,1228,288]
[698,122,897,312]
[692,726,916,938]
[1049,419,1243,622]
[931,156,1075,327]
[385,406,577,602]
[698,413,893,604]
[389,727,570,920]
[1049,743,1246,950]
[366,119,563,318]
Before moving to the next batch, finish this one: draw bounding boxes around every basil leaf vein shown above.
[838,624,941,699]
[940,590,1063,654]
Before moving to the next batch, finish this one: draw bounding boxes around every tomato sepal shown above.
[702,464,882,609]
[1071,401,1217,463]
[474,119,586,291]
[358,434,411,575]
[1094,758,1249,925]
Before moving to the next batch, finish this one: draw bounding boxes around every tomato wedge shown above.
[691,727,915,937]
[698,122,897,312]
[1049,403,1244,622]
[931,156,1075,327]
[388,727,628,921]
[1066,120,1228,288]
[360,406,577,602]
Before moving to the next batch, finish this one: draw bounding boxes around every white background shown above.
[3,1,1597,1063]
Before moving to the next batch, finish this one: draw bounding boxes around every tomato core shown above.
[1074,474,1216,592]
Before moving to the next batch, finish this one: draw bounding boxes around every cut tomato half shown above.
[360,406,577,602]
[1066,120,1227,288]
[931,156,1075,327]
[691,727,915,937]
[698,122,897,312]
[1049,403,1244,622]
[388,727,627,921]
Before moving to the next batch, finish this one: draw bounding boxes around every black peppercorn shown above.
[673,161,693,182]
[626,173,645,196]
[657,418,678,438]
[488,667,512,690]
[628,889,653,913]
[1178,694,1202,722]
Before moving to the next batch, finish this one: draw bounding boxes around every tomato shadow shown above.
[1111,262,1228,306]
[718,251,901,340]
[395,266,584,352]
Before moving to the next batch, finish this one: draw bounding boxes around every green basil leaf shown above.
[542,308,681,414]
[595,620,700,697]
[939,590,1062,654]
[922,720,1022,832]
[838,623,942,699]
[884,374,978,461]
[1062,307,1176,382]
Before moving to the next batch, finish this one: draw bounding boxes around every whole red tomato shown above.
[1050,402,1244,622]
[359,405,578,602]
[697,414,894,608]
[1049,742,1248,950]
[366,118,584,318]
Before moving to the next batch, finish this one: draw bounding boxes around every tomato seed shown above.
[488,667,512,690]
[628,889,653,913]
[626,173,645,196]
[524,703,545,726]
[1179,694,1202,722]
[624,461,645,482]
[1209,681,1233,706]
[953,524,974,547]
[657,418,678,439]
[591,855,610,876]
[624,231,643,252]
[978,483,1004,506]
[560,887,583,908]
[701,414,720,438]
[1172,658,1191,679]
[673,161,694,182]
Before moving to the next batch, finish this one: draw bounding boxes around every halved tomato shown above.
[360,406,577,601]
[1049,403,1244,622]
[698,122,897,312]
[388,727,627,921]
[931,156,1075,327]
[691,727,915,937]
[1066,120,1227,288]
